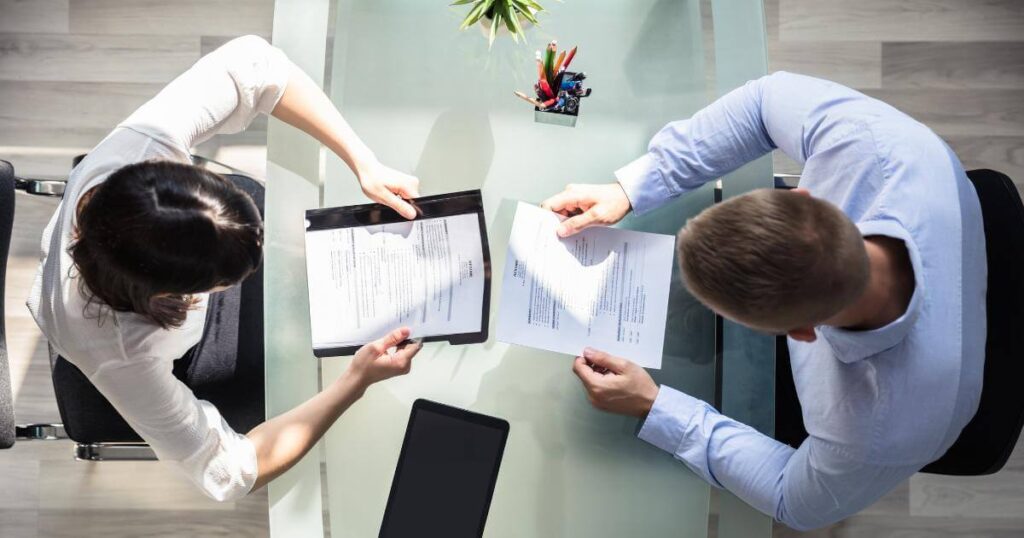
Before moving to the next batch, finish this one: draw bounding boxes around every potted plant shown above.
[453,0,545,46]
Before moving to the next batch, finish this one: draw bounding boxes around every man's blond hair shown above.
[677,189,869,333]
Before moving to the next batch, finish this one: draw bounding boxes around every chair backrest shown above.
[0,161,17,448]
[922,169,1024,475]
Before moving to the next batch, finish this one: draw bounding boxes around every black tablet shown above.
[379,399,510,538]
[304,190,492,357]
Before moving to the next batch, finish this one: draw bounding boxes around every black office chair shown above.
[921,169,1024,475]
[0,157,266,461]
[0,160,18,449]
[773,169,1024,476]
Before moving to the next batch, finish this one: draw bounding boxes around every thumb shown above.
[373,327,411,354]
[582,348,628,373]
[556,209,599,238]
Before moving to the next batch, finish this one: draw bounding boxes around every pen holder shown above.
[534,71,589,128]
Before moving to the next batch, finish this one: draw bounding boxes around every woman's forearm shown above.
[270,64,378,176]
[246,371,367,491]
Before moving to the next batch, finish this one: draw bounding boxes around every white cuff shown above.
[637,385,702,454]
[614,153,674,215]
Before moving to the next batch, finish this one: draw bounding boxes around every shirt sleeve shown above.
[119,35,291,153]
[615,71,874,214]
[638,386,920,530]
[88,357,258,502]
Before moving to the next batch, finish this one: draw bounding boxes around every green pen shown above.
[544,40,557,86]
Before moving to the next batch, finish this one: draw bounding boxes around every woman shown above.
[27,36,422,500]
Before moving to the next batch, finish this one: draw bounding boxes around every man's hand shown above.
[572,348,658,418]
[357,161,421,219]
[540,182,632,237]
[346,327,422,391]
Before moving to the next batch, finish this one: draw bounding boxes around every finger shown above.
[392,339,423,364]
[381,190,417,219]
[557,209,601,238]
[542,189,588,214]
[392,174,420,199]
[374,327,411,354]
[582,347,629,373]
[572,356,602,387]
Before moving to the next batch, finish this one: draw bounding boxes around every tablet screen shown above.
[380,400,509,538]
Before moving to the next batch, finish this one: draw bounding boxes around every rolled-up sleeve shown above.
[89,357,257,501]
[120,35,291,152]
[639,386,920,530]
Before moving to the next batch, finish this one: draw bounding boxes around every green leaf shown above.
[450,0,477,5]
[507,8,524,42]
[459,1,488,29]
[511,0,539,24]
[488,14,499,48]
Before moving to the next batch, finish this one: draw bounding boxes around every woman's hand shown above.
[357,161,421,220]
[346,327,422,391]
[540,182,632,237]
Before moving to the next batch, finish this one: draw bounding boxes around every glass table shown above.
[265,1,773,536]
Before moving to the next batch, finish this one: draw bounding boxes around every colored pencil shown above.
[553,50,567,74]
[514,90,544,107]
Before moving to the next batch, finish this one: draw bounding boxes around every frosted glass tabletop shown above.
[265,1,771,536]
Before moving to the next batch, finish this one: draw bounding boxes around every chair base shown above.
[15,424,156,461]
[15,423,67,440]
[75,442,156,461]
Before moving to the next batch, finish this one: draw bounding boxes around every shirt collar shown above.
[818,219,924,364]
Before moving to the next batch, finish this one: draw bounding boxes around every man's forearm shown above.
[247,371,367,491]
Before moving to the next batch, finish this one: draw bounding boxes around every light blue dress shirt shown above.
[615,72,987,530]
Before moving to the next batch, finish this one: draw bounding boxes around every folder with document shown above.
[304,190,491,357]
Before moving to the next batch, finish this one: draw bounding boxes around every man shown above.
[541,72,986,530]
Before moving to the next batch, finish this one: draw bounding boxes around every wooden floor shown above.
[1,0,1022,537]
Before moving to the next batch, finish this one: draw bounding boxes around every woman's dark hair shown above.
[69,160,263,329]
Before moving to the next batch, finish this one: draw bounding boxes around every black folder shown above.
[304,190,492,357]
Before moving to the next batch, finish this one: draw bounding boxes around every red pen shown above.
[538,78,555,100]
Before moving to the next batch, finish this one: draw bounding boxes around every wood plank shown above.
[780,0,1024,42]
[69,0,273,36]
[769,41,882,89]
[945,135,1024,188]
[911,468,1024,519]
[910,441,1024,519]
[863,89,1024,137]
[774,514,1024,537]
[0,0,69,34]
[37,505,268,538]
[0,147,85,179]
[0,33,199,84]
[883,42,1024,90]
[0,509,38,538]
[39,459,237,511]
[0,80,162,147]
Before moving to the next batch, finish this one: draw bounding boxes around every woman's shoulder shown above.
[42,289,208,375]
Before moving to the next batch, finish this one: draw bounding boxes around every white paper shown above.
[496,202,675,369]
[305,213,486,350]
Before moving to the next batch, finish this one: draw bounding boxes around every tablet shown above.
[304,190,492,357]
[379,399,510,538]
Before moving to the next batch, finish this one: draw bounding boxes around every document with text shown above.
[496,202,675,369]
[305,191,490,357]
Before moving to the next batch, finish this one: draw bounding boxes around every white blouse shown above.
[26,35,290,501]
